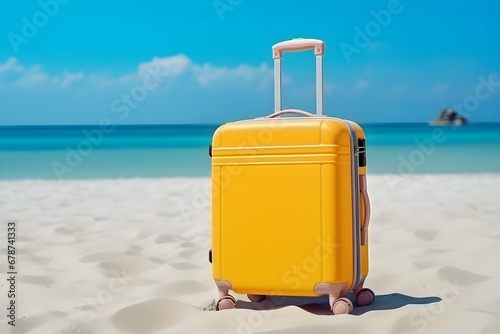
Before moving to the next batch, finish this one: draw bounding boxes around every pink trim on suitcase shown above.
[314,282,352,314]
[360,174,371,246]
[264,109,315,119]
[273,38,325,59]
[215,280,233,299]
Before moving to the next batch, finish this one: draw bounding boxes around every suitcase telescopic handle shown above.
[272,38,325,115]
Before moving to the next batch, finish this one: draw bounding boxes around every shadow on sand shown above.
[236,292,441,315]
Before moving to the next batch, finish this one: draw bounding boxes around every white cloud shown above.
[193,63,227,86]
[137,54,192,79]
[53,71,85,89]
[2,63,83,89]
[86,73,119,87]
[0,55,272,91]
[14,65,49,86]
[192,62,271,86]
[355,78,370,90]
[0,57,24,74]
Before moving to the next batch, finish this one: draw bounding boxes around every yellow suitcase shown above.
[210,39,374,315]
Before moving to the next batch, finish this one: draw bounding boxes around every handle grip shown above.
[272,38,325,59]
[265,109,315,119]
[360,175,371,246]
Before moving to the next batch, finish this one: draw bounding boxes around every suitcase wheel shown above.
[247,294,266,303]
[216,295,236,310]
[331,297,353,315]
[355,288,375,306]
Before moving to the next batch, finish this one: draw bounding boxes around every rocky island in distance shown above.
[430,107,470,126]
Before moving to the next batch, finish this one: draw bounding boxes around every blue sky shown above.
[0,0,499,125]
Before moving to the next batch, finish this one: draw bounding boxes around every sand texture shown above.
[0,174,499,334]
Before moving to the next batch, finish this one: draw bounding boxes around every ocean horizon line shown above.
[1,121,500,130]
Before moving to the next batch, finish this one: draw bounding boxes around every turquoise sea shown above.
[0,123,499,179]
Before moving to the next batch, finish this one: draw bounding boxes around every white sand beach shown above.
[1,174,499,334]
